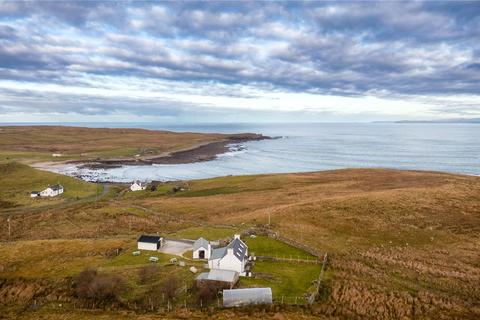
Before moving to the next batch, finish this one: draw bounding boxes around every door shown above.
[199,250,205,259]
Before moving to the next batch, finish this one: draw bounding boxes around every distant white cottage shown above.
[208,235,248,275]
[130,180,147,191]
[38,184,64,197]
[193,237,212,259]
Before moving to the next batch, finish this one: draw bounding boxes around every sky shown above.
[0,1,479,123]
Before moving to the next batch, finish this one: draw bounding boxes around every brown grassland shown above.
[0,161,479,319]
[0,125,260,163]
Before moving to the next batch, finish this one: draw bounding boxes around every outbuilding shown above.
[223,287,273,307]
[196,269,239,289]
[193,237,211,259]
[30,191,40,198]
[137,235,164,251]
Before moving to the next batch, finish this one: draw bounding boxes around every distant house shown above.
[40,184,64,197]
[30,191,40,198]
[193,237,211,259]
[223,288,272,307]
[130,180,147,191]
[52,153,63,157]
[196,269,239,289]
[137,235,164,251]
[208,235,248,275]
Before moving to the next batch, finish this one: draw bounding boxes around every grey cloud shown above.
[0,0,479,120]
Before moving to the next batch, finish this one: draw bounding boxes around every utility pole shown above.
[268,210,271,226]
[7,216,11,240]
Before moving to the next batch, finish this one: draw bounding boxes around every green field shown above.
[241,260,322,298]
[0,162,98,209]
[245,235,316,259]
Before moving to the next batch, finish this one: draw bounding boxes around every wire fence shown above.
[256,255,320,264]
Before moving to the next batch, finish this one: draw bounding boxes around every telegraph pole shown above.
[7,216,11,240]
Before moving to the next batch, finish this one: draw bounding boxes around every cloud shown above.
[0,1,479,122]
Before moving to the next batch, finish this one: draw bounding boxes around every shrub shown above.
[161,275,180,301]
[138,265,159,284]
[74,268,125,302]
[197,281,224,304]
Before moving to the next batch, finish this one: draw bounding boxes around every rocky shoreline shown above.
[77,133,271,170]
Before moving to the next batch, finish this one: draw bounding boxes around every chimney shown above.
[234,234,240,240]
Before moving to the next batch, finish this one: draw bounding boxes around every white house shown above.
[208,235,248,275]
[130,180,147,191]
[137,235,164,251]
[193,237,211,259]
[40,184,64,197]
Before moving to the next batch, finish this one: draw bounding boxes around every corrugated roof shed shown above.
[223,288,273,307]
[197,269,239,283]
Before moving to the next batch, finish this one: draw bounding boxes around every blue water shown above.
[44,123,479,182]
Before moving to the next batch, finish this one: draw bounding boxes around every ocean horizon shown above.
[10,122,478,182]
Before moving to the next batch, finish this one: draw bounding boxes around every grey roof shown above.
[49,184,63,191]
[210,247,227,259]
[196,269,239,283]
[223,288,272,307]
[209,238,247,262]
[137,235,162,243]
[193,237,209,251]
[227,238,248,261]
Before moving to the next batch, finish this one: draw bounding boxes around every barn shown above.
[137,235,164,251]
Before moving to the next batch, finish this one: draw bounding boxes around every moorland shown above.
[0,126,479,320]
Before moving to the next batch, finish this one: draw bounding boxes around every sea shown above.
[24,122,480,182]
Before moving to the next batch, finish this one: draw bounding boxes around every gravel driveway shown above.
[159,239,193,256]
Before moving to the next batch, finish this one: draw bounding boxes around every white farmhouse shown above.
[30,191,40,198]
[208,235,248,275]
[40,184,64,197]
[193,237,211,259]
[130,180,147,191]
[137,235,164,251]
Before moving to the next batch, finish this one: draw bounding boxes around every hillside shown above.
[0,167,479,319]
[0,126,264,164]
[0,162,98,209]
